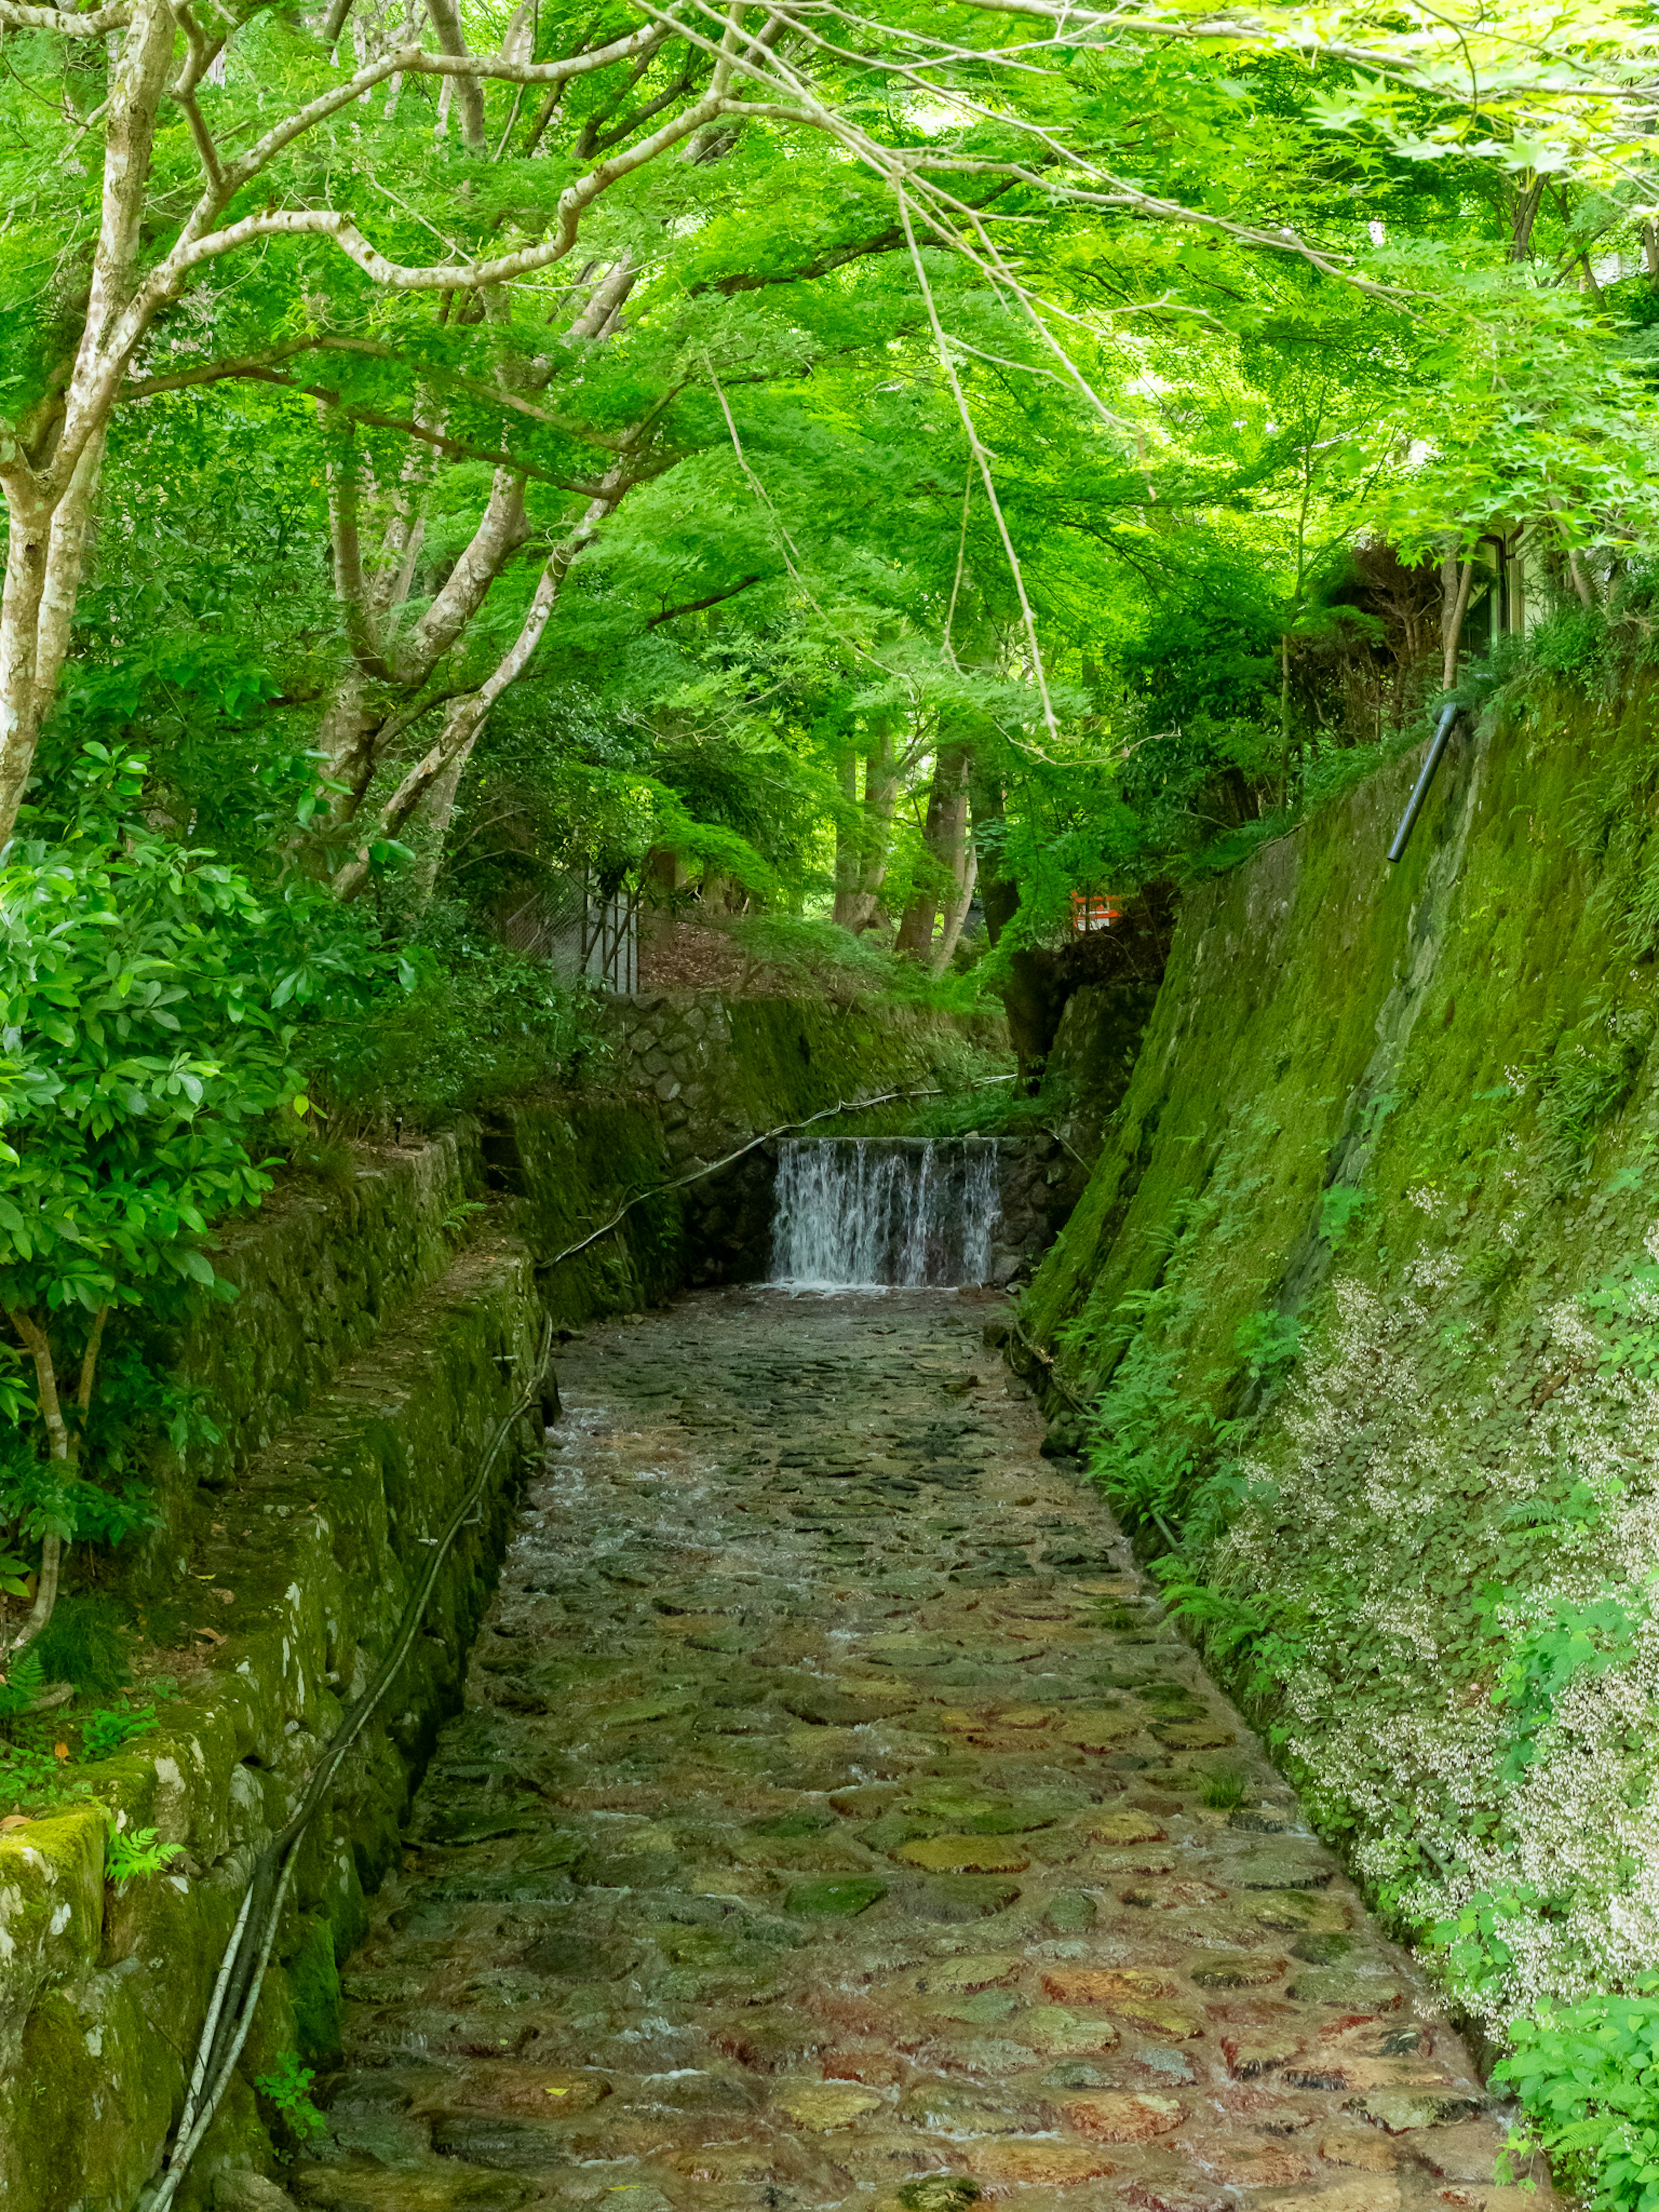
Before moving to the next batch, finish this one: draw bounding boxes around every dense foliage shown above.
[6,0,1659,2178]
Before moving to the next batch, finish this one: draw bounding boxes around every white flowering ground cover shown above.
[1205,1231,1659,2028]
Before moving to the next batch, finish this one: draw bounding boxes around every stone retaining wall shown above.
[0,1100,677,2212]
[598,994,1007,1284]
[599,992,993,1161]
[0,1001,1000,2207]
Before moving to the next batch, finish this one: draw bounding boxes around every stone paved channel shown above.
[295,1290,1551,2212]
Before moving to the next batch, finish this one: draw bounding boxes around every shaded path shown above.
[296,1290,1545,2212]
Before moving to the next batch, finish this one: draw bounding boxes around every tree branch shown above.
[121,337,637,449]
[644,572,761,626]
[0,0,130,29]
[174,85,225,186]
[76,1305,110,1417]
[332,467,633,899]
[122,352,629,491]
[135,87,724,308]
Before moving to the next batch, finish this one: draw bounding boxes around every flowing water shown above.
[770,1141,1001,1289]
[290,1290,1545,2212]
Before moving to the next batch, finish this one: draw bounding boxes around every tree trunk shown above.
[3,1304,103,1656]
[1510,178,1544,262]
[832,728,899,931]
[833,747,861,928]
[849,725,897,929]
[896,743,969,960]
[968,750,1066,1090]
[933,840,977,975]
[405,744,469,912]
[0,0,173,846]
[0,437,107,848]
[1440,549,1476,688]
[968,752,1018,947]
[332,479,620,903]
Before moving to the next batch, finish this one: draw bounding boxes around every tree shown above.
[0,749,301,1653]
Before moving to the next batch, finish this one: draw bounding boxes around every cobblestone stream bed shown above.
[294,1290,1549,2212]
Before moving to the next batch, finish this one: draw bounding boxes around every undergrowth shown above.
[0,1595,175,1813]
[723,912,992,1017]
[1496,1983,1659,2212]
[302,901,612,1133]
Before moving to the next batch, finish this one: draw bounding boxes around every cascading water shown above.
[770,1138,1001,1288]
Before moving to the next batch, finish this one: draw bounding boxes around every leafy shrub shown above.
[1318,1182,1373,1246]
[80,1703,158,1762]
[255,2052,329,2141]
[305,902,608,1127]
[1488,1591,1642,1788]
[1494,1980,1659,2211]
[0,745,303,1649]
[1526,606,1615,692]
[1585,1265,1659,1379]
[726,913,988,1013]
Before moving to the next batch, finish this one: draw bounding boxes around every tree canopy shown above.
[2,0,1658,1640]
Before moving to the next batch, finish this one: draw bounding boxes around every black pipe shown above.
[1386,702,1461,864]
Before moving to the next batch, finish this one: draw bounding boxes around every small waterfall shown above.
[770,1139,1001,1288]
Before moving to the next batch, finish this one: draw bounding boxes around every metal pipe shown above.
[1386,702,1461,864]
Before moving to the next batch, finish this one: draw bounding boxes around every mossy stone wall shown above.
[0,1096,688,2210]
[0,994,980,2207]
[601,993,993,1165]
[1021,678,1659,2026]
[601,993,1005,1281]
[0,1239,543,2212]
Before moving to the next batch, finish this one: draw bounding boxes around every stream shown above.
[288,1276,1533,2212]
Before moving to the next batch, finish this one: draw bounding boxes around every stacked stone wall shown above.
[0,1099,677,2212]
[0,995,1001,2205]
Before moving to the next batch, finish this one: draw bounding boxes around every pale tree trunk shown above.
[313,262,634,830]
[3,1306,106,1659]
[1440,547,1476,688]
[832,747,861,928]
[331,482,621,903]
[895,743,969,960]
[0,440,110,857]
[308,463,532,824]
[933,840,977,974]
[326,261,645,886]
[1545,497,1597,611]
[0,0,174,844]
[833,726,899,931]
[424,0,486,150]
[404,744,469,910]
[0,0,699,852]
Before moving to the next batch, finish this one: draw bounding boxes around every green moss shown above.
[1021,673,1659,2020]
[285,1914,343,2063]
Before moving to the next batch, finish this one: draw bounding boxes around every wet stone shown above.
[783,1875,888,1915]
[1043,1891,1098,1935]
[311,1288,1549,2212]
